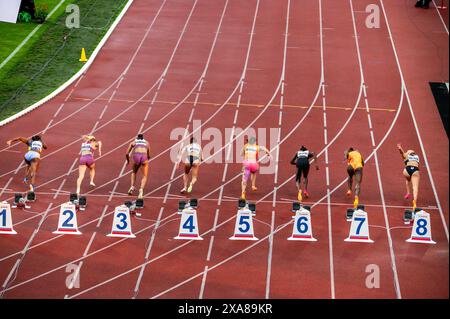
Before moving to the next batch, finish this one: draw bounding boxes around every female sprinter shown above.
[345,147,364,208]
[397,143,420,210]
[76,135,102,195]
[290,145,319,201]
[240,136,271,200]
[6,135,47,192]
[179,137,203,194]
[126,134,150,199]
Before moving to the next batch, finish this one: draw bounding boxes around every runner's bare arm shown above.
[290,154,297,165]
[6,137,28,146]
[311,152,319,170]
[125,142,134,164]
[397,143,406,159]
[97,141,102,156]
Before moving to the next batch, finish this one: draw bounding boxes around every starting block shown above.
[124,198,144,217]
[346,205,365,221]
[175,199,202,240]
[69,193,87,211]
[12,193,31,209]
[230,200,257,241]
[288,203,317,241]
[53,202,82,235]
[107,205,136,238]
[406,209,436,244]
[403,207,421,225]
[345,207,374,243]
[0,202,17,235]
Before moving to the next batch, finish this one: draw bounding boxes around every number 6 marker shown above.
[107,205,136,238]
[406,210,436,244]
[288,207,317,241]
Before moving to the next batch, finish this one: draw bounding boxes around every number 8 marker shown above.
[407,210,436,244]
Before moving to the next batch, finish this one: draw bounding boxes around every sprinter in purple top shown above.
[126,134,150,199]
[76,135,102,195]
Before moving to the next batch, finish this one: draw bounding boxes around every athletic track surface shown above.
[0,0,448,299]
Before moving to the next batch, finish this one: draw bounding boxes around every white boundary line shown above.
[0,0,134,127]
[432,0,449,35]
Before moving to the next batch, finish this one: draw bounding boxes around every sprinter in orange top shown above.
[345,147,364,208]
[240,136,272,200]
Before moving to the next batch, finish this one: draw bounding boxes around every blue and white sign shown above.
[406,210,436,244]
[107,205,135,238]
[230,208,257,241]
[288,207,317,241]
[53,202,82,235]
[175,207,203,240]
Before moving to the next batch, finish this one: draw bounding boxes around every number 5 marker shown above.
[230,207,258,241]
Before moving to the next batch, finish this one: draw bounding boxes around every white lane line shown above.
[432,0,449,35]
[0,203,52,298]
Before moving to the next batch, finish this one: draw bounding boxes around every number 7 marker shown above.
[345,209,374,243]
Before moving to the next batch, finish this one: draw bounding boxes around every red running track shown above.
[0,0,448,299]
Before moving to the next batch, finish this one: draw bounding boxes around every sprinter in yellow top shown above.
[345,147,364,208]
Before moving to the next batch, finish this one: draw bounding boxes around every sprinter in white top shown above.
[6,135,47,192]
[179,137,203,194]
[397,143,420,210]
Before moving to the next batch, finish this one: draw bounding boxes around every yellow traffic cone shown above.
[79,48,87,62]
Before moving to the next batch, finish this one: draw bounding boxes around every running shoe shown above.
[353,196,359,209]
[298,189,303,202]
[135,212,142,217]
[251,186,258,191]
[180,188,186,194]
[346,189,352,197]
[187,183,193,193]
[29,184,35,192]
[138,188,144,199]
[128,186,135,195]
[90,182,96,187]
[404,193,411,200]
[23,177,29,184]
[303,190,309,199]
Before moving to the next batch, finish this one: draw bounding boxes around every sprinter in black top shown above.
[290,146,319,202]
